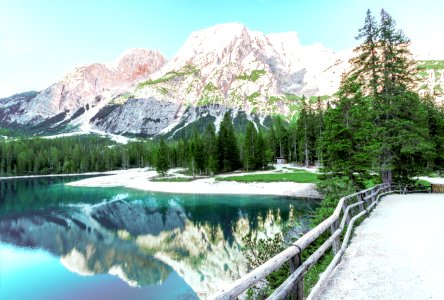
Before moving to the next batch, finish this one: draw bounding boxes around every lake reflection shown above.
[0,177,317,299]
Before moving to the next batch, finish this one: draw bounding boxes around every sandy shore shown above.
[418,176,444,184]
[66,168,322,198]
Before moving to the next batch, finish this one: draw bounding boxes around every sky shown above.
[1,0,443,97]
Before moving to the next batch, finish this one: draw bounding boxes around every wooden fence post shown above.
[330,219,340,254]
[366,190,372,204]
[289,252,304,300]
[432,184,444,193]
[342,199,351,225]
[357,194,365,211]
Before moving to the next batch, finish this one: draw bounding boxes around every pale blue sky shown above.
[1,0,443,97]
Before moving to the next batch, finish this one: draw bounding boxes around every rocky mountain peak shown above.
[166,22,256,69]
[107,48,166,81]
[138,23,347,118]
[61,48,166,89]
[52,49,165,113]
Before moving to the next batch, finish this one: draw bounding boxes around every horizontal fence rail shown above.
[393,184,432,194]
[213,183,393,300]
[431,184,444,193]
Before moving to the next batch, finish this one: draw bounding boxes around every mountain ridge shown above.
[0,23,442,138]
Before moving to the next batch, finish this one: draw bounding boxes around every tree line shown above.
[0,135,153,176]
[0,104,326,177]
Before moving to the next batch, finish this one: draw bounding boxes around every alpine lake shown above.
[0,176,318,300]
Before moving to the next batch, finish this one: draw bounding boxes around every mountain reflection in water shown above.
[0,177,317,299]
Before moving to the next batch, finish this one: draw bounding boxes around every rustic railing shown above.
[393,184,432,194]
[213,183,393,300]
[432,184,444,193]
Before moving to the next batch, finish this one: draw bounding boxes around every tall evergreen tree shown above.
[217,112,240,172]
[190,128,205,176]
[288,120,298,163]
[156,139,169,176]
[352,9,380,97]
[296,97,312,166]
[273,116,286,158]
[322,9,432,184]
[315,96,324,165]
[243,122,258,171]
[268,125,277,159]
[375,9,425,183]
[321,77,374,185]
[256,130,267,169]
[379,9,415,96]
[204,123,219,174]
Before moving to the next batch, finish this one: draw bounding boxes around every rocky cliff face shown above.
[0,49,166,132]
[88,23,349,137]
[133,23,348,115]
[417,60,444,103]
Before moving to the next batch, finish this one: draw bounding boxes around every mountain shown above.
[80,23,350,138]
[136,23,347,111]
[1,23,441,138]
[0,48,166,134]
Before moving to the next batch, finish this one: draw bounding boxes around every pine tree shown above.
[288,120,298,163]
[353,9,380,97]
[296,97,310,166]
[321,79,374,185]
[156,139,169,177]
[273,116,288,159]
[375,9,424,183]
[217,112,240,172]
[243,122,258,171]
[322,9,433,184]
[379,9,415,96]
[256,131,267,169]
[268,125,277,160]
[204,123,218,174]
[190,128,205,176]
[315,96,324,165]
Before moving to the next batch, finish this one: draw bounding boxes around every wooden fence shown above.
[213,183,393,300]
[395,184,432,194]
[432,184,444,193]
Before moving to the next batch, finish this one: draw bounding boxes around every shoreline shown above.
[65,168,323,198]
[0,169,127,180]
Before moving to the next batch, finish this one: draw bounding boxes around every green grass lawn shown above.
[216,170,319,183]
[415,178,432,187]
[151,177,196,182]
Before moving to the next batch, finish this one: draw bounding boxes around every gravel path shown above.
[317,194,444,300]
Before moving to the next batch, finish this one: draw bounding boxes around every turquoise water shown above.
[0,177,317,299]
